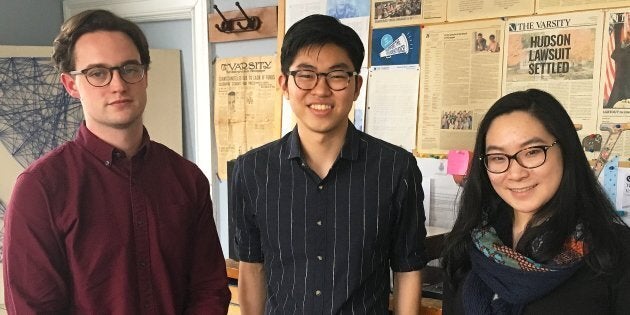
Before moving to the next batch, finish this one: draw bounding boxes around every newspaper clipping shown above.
[600,8,630,157]
[503,11,603,148]
[416,19,505,153]
[536,0,630,15]
[447,0,535,22]
[214,56,281,180]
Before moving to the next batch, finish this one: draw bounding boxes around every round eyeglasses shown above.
[69,64,147,87]
[289,69,357,91]
[481,141,558,174]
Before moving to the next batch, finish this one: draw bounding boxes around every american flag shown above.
[603,16,617,104]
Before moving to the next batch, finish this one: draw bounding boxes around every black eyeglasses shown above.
[289,69,357,91]
[481,141,558,174]
[69,63,147,87]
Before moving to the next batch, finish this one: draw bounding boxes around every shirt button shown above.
[104,160,111,166]
[318,185,324,190]
[139,261,146,267]
[317,255,323,261]
[315,290,321,296]
[137,220,145,226]
[316,220,322,226]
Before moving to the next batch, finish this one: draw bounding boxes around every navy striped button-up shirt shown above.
[231,123,428,314]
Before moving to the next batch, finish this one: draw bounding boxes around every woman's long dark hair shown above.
[442,89,629,287]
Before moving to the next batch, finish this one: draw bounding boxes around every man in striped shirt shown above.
[231,14,428,314]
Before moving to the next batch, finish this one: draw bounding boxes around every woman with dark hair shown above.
[441,89,630,314]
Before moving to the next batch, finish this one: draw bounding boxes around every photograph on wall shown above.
[599,8,630,158]
[371,26,421,66]
[503,11,603,155]
[214,55,281,180]
[372,0,446,28]
[372,0,422,28]
[473,31,501,53]
[602,10,630,109]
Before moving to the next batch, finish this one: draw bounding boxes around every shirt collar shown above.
[75,122,151,163]
[286,120,360,161]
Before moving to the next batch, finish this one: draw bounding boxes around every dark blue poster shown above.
[371,26,420,66]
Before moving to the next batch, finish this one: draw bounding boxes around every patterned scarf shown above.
[461,224,586,315]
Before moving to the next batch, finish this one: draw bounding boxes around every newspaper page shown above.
[536,0,630,15]
[371,0,446,28]
[447,0,535,22]
[599,8,630,157]
[416,19,505,154]
[214,56,281,180]
[503,11,603,151]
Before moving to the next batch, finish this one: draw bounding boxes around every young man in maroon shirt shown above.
[3,10,230,314]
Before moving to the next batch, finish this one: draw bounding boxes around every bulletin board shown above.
[271,0,630,230]
[277,0,630,161]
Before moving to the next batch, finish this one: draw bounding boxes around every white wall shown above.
[0,0,63,46]
[139,20,195,160]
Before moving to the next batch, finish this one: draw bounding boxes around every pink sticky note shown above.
[447,150,470,175]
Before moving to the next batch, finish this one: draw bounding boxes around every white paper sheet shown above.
[365,65,420,151]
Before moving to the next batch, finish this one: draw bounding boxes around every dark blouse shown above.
[443,224,630,315]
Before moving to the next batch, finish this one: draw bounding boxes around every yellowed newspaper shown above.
[536,0,630,15]
[416,19,505,153]
[447,0,534,22]
[503,11,603,152]
[214,56,281,180]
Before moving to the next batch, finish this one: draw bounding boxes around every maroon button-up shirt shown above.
[3,124,230,314]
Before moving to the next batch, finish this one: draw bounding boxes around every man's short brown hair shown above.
[52,9,150,73]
